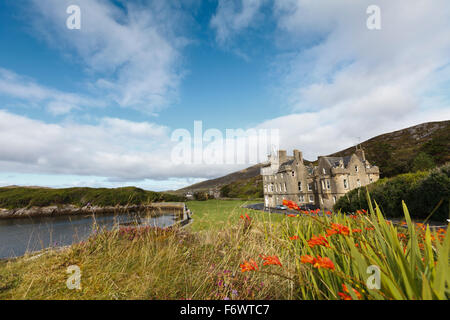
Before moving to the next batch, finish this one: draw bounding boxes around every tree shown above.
[411,152,436,172]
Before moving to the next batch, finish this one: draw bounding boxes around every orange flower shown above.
[260,254,282,267]
[307,235,330,248]
[313,256,335,270]
[339,284,361,300]
[397,233,407,240]
[300,255,335,270]
[331,223,350,236]
[240,259,258,272]
[287,214,297,218]
[300,255,316,264]
[338,292,352,300]
[365,227,374,231]
[239,213,252,222]
[325,211,332,216]
[325,228,339,237]
[352,228,362,233]
[289,235,300,240]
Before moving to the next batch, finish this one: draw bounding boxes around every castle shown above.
[260,147,380,209]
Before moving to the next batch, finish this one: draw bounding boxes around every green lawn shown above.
[186,199,285,231]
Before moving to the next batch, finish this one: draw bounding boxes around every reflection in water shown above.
[0,212,179,259]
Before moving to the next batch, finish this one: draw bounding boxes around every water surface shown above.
[0,212,179,259]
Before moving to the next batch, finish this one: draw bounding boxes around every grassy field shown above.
[186,199,283,231]
[0,199,448,300]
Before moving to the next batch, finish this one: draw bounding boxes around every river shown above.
[0,212,180,259]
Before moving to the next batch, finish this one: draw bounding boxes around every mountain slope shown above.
[177,120,450,196]
[177,163,264,193]
[327,120,450,177]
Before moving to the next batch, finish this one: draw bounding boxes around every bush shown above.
[411,152,436,172]
[193,192,209,201]
[334,164,450,221]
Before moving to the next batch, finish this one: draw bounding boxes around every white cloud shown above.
[271,0,450,111]
[210,0,266,46]
[27,0,188,113]
[0,110,257,183]
[0,68,104,115]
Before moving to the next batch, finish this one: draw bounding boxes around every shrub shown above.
[334,164,450,221]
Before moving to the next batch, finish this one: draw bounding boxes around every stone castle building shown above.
[261,147,380,209]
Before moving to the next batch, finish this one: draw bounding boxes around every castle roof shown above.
[321,156,352,168]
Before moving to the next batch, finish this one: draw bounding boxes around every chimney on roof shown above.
[355,146,366,161]
[293,149,303,163]
[278,150,287,164]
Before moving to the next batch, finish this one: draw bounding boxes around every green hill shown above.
[328,120,450,177]
[0,186,185,209]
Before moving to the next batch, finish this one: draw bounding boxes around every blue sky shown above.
[0,0,449,191]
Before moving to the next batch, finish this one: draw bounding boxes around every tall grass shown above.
[0,197,448,300]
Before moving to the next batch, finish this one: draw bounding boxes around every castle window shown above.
[292,170,295,177]
[343,179,348,189]
[298,182,302,191]
[299,195,305,202]
[326,180,331,190]
[284,183,287,192]
[309,195,314,203]
[355,165,359,172]
[308,183,313,191]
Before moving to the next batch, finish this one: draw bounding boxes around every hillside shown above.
[328,120,450,177]
[0,186,185,209]
[176,163,264,193]
[177,120,450,197]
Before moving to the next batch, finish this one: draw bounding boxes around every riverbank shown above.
[0,202,187,219]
